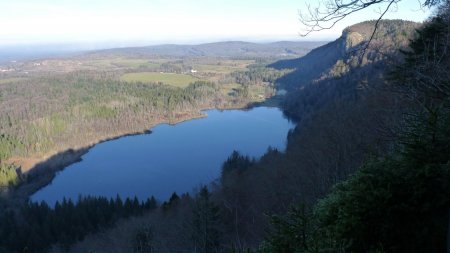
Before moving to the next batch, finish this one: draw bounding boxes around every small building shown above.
[0,68,14,72]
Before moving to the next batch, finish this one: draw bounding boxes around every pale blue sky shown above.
[0,0,432,46]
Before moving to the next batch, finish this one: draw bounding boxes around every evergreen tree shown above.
[132,225,154,253]
[192,186,221,253]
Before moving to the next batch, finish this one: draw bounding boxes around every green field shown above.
[193,64,240,73]
[121,72,200,87]
[193,60,252,73]
[112,59,165,68]
[0,77,27,84]
[86,58,153,69]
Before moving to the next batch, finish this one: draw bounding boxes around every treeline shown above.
[0,164,18,187]
[0,187,222,253]
[219,66,290,86]
[129,61,189,74]
[0,135,23,186]
[0,195,157,253]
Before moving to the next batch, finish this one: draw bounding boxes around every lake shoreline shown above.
[8,101,263,203]
[30,105,293,205]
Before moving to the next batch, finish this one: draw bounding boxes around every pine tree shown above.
[191,186,221,253]
[132,225,154,253]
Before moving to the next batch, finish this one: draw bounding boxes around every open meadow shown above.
[121,72,200,88]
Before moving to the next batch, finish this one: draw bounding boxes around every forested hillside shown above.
[261,7,450,252]
[217,19,424,247]
[36,14,449,253]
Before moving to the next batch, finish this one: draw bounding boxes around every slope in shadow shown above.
[269,36,346,89]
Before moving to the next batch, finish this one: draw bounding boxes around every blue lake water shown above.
[31,107,294,205]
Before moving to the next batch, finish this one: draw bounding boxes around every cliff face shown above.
[344,31,365,49]
[270,19,419,89]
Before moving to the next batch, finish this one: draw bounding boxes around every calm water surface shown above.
[32,107,294,205]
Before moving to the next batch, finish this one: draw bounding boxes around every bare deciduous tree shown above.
[299,0,442,36]
[298,0,445,57]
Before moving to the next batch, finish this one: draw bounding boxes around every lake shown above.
[31,107,295,205]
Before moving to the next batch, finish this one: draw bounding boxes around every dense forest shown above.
[0,195,158,252]
[0,2,448,252]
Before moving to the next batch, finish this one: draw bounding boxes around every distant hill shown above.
[85,41,328,59]
[0,41,327,64]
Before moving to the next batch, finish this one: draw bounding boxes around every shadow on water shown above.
[7,130,154,203]
[9,148,89,202]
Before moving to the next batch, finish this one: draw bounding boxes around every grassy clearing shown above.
[219,83,271,100]
[194,64,241,73]
[121,72,200,88]
[85,57,174,69]
[111,59,150,68]
[0,77,28,84]
[220,83,241,95]
[249,85,268,100]
[111,59,162,68]
[86,59,115,68]
[193,60,254,73]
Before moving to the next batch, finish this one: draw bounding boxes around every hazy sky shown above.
[0,0,432,46]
